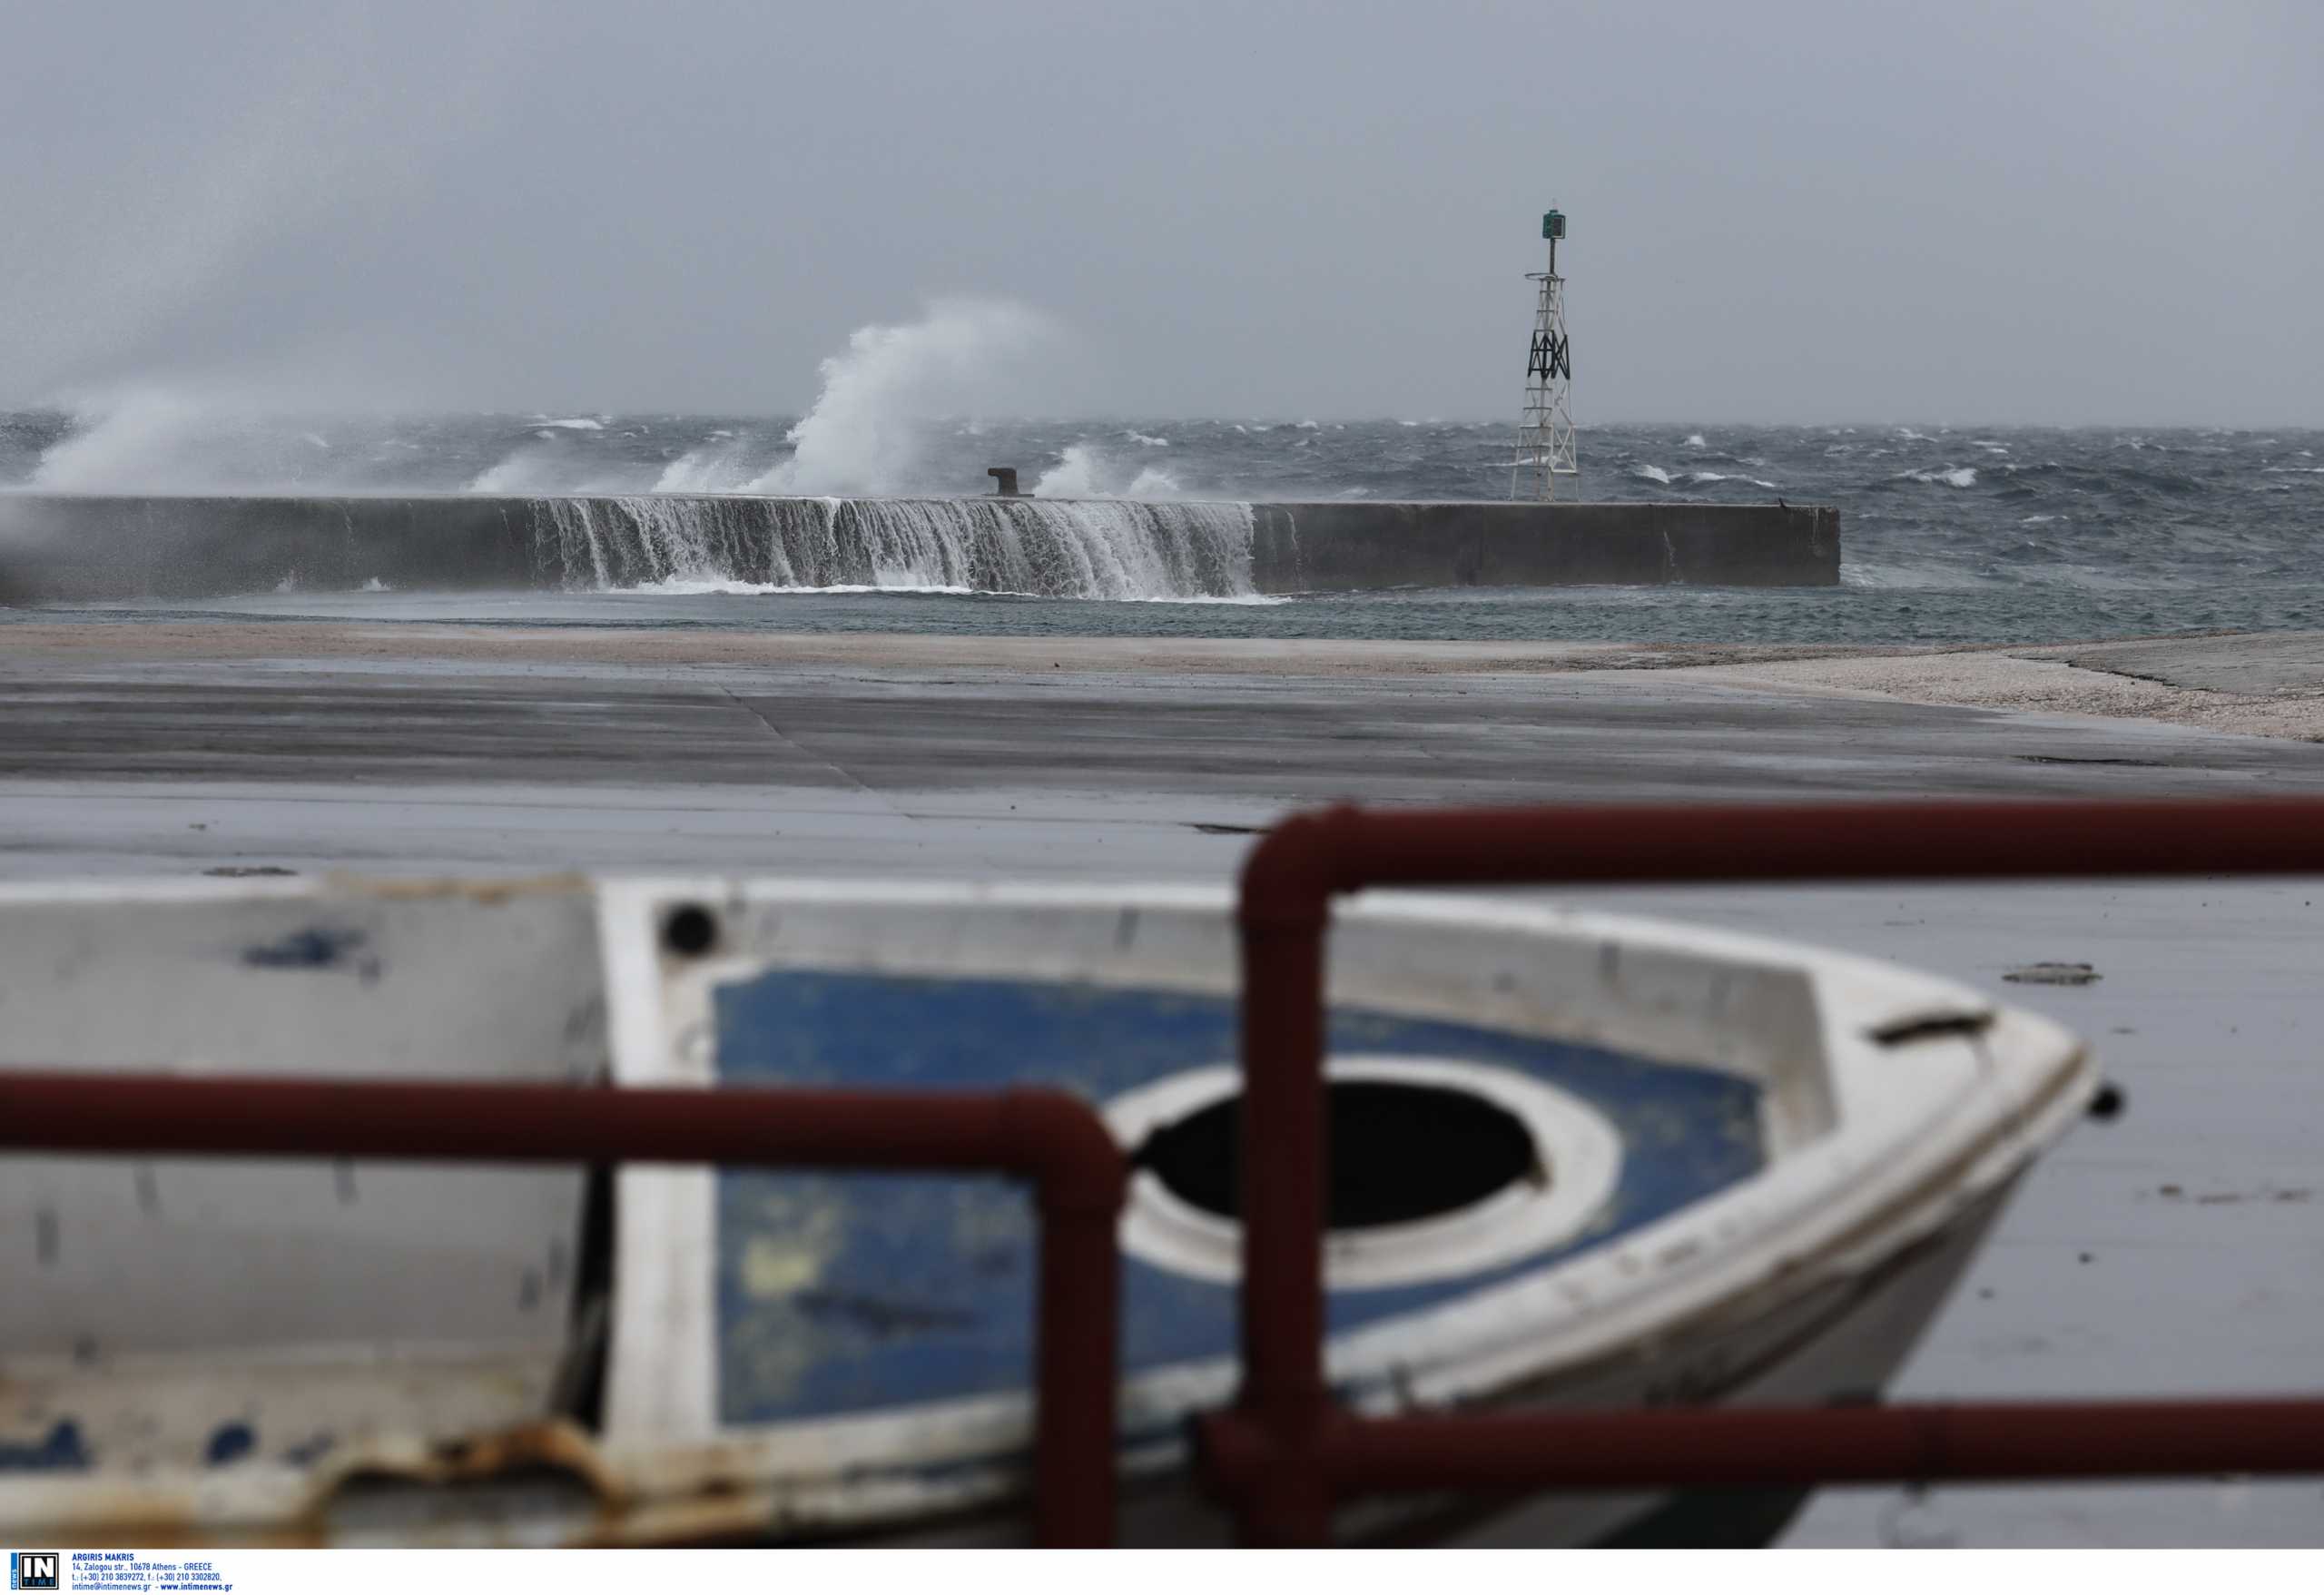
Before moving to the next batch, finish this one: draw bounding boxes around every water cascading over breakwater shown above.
[533,495,1259,598]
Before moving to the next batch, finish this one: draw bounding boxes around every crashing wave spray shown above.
[653,427,780,493]
[1032,443,1186,500]
[30,390,250,490]
[751,299,1059,496]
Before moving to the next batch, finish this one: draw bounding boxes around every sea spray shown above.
[653,427,783,493]
[1032,443,1108,499]
[1033,441,1190,500]
[753,299,1060,496]
[31,390,228,490]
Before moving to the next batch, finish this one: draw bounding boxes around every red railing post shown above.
[0,1075,1126,1547]
[1230,805,1361,1542]
[1196,796,2324,1543]
[1007,1090,1130,1547]
[1317,1402,2324,1492]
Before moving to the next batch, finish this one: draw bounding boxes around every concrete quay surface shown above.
[2,620,2321,1546]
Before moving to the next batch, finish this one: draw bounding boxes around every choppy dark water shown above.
[5,409,2319,644]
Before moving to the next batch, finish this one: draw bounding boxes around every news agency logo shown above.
[8,1552,59,1592]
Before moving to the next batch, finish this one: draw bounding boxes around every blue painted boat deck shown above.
[709,971,1763,1426]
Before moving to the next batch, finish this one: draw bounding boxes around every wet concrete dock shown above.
[2,621,2320,1544]
[5,625,2323,881]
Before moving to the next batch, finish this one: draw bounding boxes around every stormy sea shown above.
[4,401,2319,647]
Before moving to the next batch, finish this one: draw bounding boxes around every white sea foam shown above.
[1689,471,1779,489]
[1632,463,1673,485]
[1123,431,1170,448]
[625,576,984,597]
[1683,432,1707,448]
[616,575,1287,606]
[1897,467,1978,488]
[1126,592,1289,606]
[537,417,604,430]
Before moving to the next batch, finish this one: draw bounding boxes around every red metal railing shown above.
[0,1075,1125,1547]
[1194,796,2324,1542]
[1198,1399,2324,1493]
[7,796,2324,1546]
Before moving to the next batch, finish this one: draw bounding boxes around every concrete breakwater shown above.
[1258,500,1837,591]
[0,494,1837,601]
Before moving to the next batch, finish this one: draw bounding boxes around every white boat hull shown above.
[0,875,2091,1546]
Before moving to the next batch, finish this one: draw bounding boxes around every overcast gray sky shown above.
[3,0,2316,423]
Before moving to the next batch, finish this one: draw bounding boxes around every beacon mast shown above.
[1512,208,1578,502]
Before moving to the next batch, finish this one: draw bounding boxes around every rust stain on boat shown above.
[3,1413,1019,1546]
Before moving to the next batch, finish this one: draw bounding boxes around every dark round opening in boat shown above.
[662,902,718,958]
[1132,1080,1539,1230]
